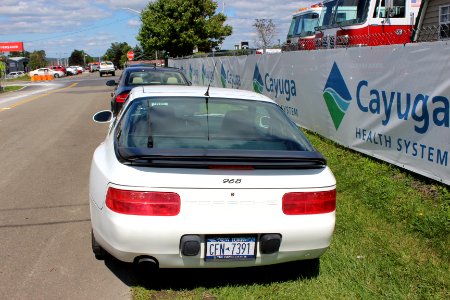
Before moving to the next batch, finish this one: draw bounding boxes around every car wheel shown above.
[112,72,116,76]
[54,74,59,78]
[100,73,103,77]
[91,229,106,260]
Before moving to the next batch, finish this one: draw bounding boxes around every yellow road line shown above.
[0,83,78,112]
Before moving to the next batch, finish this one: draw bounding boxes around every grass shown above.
[5,75,31,82]
[0,85,23,93]
[131,131,449,300]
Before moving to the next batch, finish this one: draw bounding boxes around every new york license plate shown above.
[205,236,256,261]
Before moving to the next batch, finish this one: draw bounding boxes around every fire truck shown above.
[314,0,421,49]
[282,5,323,51]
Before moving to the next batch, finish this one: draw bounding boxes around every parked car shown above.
[105,66,190,115]
[47,66,66,77]
[90,86,336,271]
[6,71,20,79]
[89,63,99,72]
[6,71,26,79]
[99,61,115,77]
[29,68,64,78]
[65,66,77,76]
[69,66,83,74]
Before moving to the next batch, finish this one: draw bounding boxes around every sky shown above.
[0,0,315,59]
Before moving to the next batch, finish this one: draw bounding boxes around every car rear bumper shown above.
[100,69,115,73]
[90,200,335,267]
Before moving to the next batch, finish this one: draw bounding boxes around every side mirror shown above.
[106,80,117,86]
[93,110,113,123]
[385,0,394,18]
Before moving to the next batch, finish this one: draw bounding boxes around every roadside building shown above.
[6,57,30,73]
[414,0,450,41]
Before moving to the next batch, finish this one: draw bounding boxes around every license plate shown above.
[205,236,256,261]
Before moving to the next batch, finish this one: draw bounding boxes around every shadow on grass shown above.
[101,254,320,290]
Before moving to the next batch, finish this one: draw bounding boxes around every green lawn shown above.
[132,131,449,300]
[5,75,30,82]
[0,85,23,93]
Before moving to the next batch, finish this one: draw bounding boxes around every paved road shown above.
[0,72,136,299]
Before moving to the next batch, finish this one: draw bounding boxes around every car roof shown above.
[124,66,183,72]
[129,85,275,103]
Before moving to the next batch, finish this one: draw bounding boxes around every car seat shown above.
[131,76,144,84]
[166,76,179,84]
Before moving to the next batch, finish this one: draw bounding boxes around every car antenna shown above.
[204,61,217,97]
[204,61,218,140]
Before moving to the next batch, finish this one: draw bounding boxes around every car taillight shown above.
[105,187,180,216]
[115,92,129,103]
[282,189,336,215]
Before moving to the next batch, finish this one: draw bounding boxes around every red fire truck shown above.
[314,0,421,49]
[283,5,323,51]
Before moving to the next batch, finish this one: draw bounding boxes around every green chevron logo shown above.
[252,65,264,94]
[323,62,352,130]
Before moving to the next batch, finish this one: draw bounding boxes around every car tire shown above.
[112,72,116,76]
[91,229,106,260]
[100,73,103,77]
[54,74,59,78]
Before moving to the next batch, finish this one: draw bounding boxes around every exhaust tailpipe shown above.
[135,256,159,274]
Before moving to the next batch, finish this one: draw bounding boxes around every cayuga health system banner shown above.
[170,42,450,185]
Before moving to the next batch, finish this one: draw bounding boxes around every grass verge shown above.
[5,75,31,82]
[131,131,449,300]
[0,85,23,93]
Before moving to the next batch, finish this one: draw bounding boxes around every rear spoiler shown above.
[116,147,327,169]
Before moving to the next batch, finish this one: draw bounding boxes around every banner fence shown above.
[170,41,450,185]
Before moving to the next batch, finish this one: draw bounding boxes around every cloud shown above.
[216,0,316,48]
[128,19,141,27]
[0,0,319,56]
[0,0,107,35]
[97,0,149,11]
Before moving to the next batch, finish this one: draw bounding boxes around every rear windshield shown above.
[126,71,188,86]
[116,97,315,152]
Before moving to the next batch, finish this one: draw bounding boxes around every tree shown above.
[85,54,95,64]
[69,50,85,66]
[104,42,131,69]
[9,51,30,58]
[138,0,232,57]
[131,45,147,60]
[254,19,276,53]
[29,50,47,70]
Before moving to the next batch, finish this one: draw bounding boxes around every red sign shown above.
[127,51,134,61]
[0,42,24,53]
